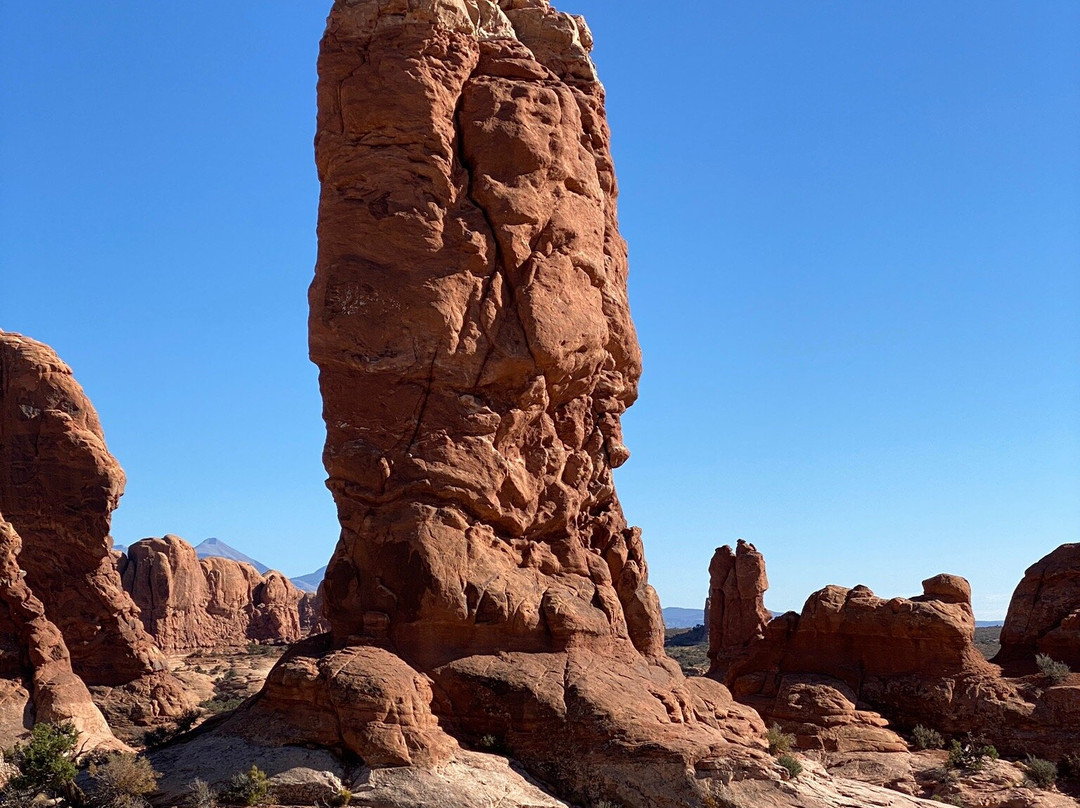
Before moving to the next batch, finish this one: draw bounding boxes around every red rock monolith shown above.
[260,2,779,804]
[0,331,191,735]
[706,540,771,678]
[996,543,1080,670]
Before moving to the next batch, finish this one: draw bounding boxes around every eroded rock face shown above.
[0,332,168,686]
[298,588,329,637]
[311,0,657,666]
[708,543,1080,761]
[706,540,771,678]
[997,543,1080,670]
[0,515,125,751]
[119,535,311,653]
[0,332,190,734]
[256,2,788,804]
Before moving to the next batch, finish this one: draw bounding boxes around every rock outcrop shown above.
[234,2,822,805]
[298,587,328,637]
[707,543,1080,762]
[706,540,772,678]
[0,331,190,735]
[118,535,320,653]
[0,515,125,752]
[996,543,1080,670]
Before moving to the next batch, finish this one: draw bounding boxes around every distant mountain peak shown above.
[291,565,327,593]
[193,537,270,575]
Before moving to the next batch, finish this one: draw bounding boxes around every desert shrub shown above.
[220,765,269,806]
[141,725,172,748]
[946,738,997,772]
[776,753,802,779]
[5,721,79,795]
[143,708,201,748]
[331,786,353,806]
[1036,653,1070,685]
[86,753,159,808]
[202,696,244,714]
[187,778,218,808]
[1023,756,1058,788]
[912,724,944,750]
[766,723,794,754]
[476,734,509,756]
[201,669,248,715]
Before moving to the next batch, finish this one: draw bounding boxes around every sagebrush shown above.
[946,738,997,772]
[187,778,218,808]
[776,754,802,779]
[911,724,944,750]
[1023,756,1057,788]
[220,765,269,806]
[766,723,794,755]
[86,753,159,808]
[1036,653,1070,685]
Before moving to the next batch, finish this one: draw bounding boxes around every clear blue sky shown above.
[2,2,1077,620]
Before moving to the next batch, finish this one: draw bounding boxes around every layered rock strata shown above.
[707,543,1080,761]
[118,535,322,653]
[996,543,1080,670]
[0,331,190,731]
[0,515,125,751]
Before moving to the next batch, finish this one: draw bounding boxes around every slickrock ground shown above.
[707,541,1080,802]
[997,544,1080,671]
[0,331,193,741]
[0,516,126,752]
[117,534,324,653]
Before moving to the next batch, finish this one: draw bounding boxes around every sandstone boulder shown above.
[997,543,1080,670]
[118,534,312,652]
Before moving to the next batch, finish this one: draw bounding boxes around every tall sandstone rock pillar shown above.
[0,332,191,734]
[312,0,657,669]
[297,1,769,805]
